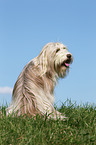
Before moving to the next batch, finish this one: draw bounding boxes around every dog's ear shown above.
[38,49,48,75]
[42,50,48,74]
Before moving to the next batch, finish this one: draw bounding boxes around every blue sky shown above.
[0,0,96,107]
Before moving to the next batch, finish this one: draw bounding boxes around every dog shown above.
[6,42,73,119]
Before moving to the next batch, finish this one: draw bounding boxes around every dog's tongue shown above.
[65,63,69,67]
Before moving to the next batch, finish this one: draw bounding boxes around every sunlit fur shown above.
[6,42,73,119]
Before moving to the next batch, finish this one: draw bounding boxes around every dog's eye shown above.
[56,48,60,53]
[63,47,66,49]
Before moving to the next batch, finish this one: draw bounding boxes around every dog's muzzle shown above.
[61,54,73,68]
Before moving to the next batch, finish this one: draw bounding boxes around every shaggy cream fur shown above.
[6,42,73,119]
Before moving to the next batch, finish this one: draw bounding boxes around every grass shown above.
[0,99,96,145]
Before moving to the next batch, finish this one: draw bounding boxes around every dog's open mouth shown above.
[61,59,71,68]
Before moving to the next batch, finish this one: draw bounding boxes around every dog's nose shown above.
[67,54,72,59]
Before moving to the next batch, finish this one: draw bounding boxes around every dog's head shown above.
[38,42,73,77]
[53,43,73,78]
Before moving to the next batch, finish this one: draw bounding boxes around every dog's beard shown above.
[57,65,69,78]
[54,58,71,78]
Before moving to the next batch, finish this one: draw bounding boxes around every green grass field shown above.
[0,100,96,145]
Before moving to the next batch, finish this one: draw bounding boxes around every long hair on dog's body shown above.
[6,42,73,119]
